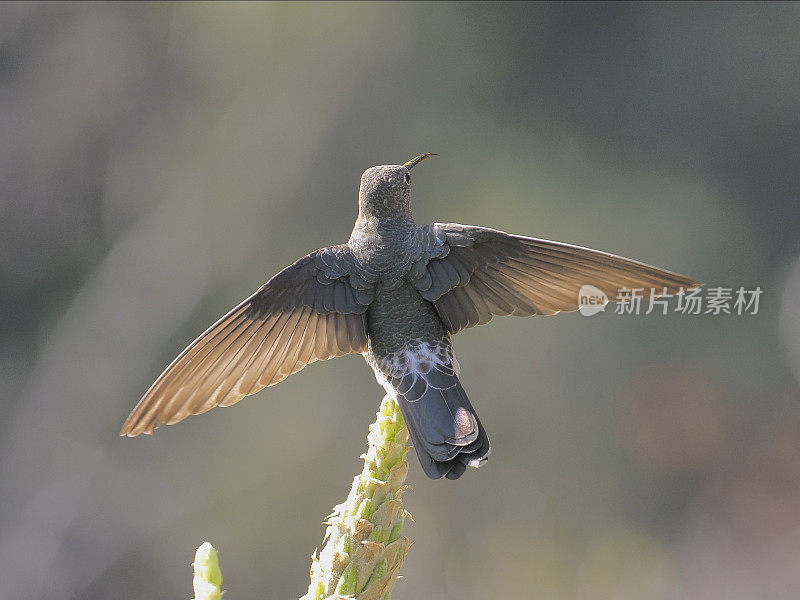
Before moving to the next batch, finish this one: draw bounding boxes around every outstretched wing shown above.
[409,223,701,333]
[121,245,373,436]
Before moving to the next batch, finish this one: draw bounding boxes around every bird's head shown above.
[357,153,436,220]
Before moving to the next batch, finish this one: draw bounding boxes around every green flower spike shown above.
[192,541,223,600]
[301,394,411,600]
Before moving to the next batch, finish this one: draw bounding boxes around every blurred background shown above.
[1,2,799,599]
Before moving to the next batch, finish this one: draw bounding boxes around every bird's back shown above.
[366,281,446,358]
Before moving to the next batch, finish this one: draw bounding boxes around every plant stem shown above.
[192,541,223,600]
[300,394,411,600]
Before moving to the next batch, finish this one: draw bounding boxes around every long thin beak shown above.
[403,153,438,169]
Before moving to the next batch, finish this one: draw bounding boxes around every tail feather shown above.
[390,366,490,480]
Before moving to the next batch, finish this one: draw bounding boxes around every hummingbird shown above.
[121,153,700,480]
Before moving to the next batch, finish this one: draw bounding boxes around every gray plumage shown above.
[121,154,700,480]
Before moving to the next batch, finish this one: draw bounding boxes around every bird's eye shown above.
[404,173,411,184]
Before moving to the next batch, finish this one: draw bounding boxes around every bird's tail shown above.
[383,356,490,480]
